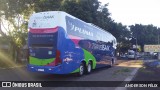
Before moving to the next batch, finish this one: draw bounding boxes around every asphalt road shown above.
[0,60,140,90]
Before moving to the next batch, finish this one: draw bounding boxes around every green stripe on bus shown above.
[83,49,96,69]
[71,49,97,73]
[29,56,55,66]
[71,68,80,73]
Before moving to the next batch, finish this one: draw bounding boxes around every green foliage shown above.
[0,0,33,60]
[60,0,100,23]
[33,0,62,12]
[0,36,8,44]
[0,0,33,19]
[130,24,160,51]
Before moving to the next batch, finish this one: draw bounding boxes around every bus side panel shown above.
[57,27,115,73]
[65,15,116,69]
[79,40,115,68]
[57,27,85,74]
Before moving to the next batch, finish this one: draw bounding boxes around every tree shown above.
[33,0,62,12]
[60,0,100,23]
[113,23,131,54]
[130,24,159,51]
[0,0,33,61]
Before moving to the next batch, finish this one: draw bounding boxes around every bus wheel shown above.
[79,63,85,76]
[87,61,92,74]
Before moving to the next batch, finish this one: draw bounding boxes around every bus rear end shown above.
[28,12,63,74]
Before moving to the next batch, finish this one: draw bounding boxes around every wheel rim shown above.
[88,63,91,73]
[79,65,84,75]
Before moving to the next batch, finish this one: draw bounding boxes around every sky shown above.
[99,0,160,27]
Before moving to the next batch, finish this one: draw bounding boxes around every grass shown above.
[132,61,160,81]
[138,67,154,75]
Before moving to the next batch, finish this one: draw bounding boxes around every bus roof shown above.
[28,11,117,47]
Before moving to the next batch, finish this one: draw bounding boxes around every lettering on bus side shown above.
[35,15,54,19]
[70,23,93,37]
[79,40,111,51]
[43,15,54,19]
[66,16,94,40]
[91,43,110,51]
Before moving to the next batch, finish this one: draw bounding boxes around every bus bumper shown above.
[27,64,65,74]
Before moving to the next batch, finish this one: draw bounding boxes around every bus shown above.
[28,11,117,76]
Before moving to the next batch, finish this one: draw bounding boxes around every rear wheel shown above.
[86,62,92,74]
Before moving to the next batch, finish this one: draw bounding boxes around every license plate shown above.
[38,69,44,72]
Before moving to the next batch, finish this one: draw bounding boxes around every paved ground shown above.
[127,60,160,90]
[0,60,142,90]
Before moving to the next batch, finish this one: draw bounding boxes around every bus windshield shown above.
[28,32,58,48]
[28,32,58,59]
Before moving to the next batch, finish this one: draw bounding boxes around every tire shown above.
[86,62,92,74]
[78,63,85,76]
